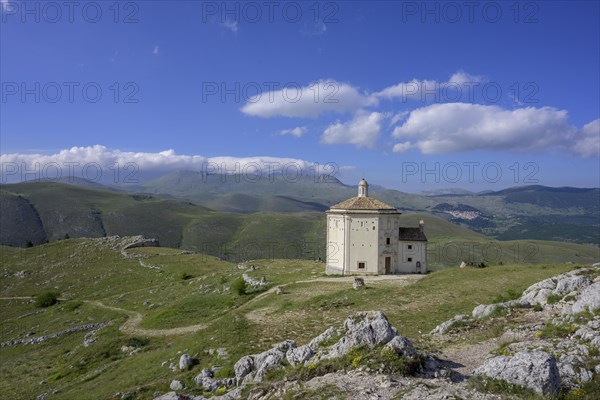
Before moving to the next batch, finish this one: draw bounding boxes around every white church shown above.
[326,179,427,275]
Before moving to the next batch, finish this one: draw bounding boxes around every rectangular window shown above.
[358,262,365,269]
[408,244,413,250]
[386,237,391,245]
[407,257,412,262]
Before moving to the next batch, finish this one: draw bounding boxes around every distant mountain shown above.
[5,176,598,246]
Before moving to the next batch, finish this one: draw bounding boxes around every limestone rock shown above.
[179,354,194,370]
[472,304,498,319]
[234,340,296,384]
[383,335,416,358]
[569,282,600,314]
[308,327,341,349]
[169,380,184,391]
[353,277,365,290]
[286,345,314,367]
[474,351,560,395]
[430,314,468,335]
[321,311,398,360]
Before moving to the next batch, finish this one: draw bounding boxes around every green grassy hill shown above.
[2,182,598,269]
[0,238,595,399]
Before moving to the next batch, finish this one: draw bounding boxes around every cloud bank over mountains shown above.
[0,145,348,183]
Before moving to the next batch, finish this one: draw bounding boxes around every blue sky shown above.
[1,0,599,192]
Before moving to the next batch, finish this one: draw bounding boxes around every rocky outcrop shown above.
[1,322,109,347]
[318,311,399,361]
[430,314,467,335]
[194,368,235,392]
[122,237,160,250]
[229,311,417,389]
[475,351,560,395]
[430,266,599,394]
[569,281,600,314]
[242,273,267,289]
[234,339,296,385]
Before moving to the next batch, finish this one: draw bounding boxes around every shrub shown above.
[126,337,149,348]
[538,323,577,338]
[231,277,247,296]
[469,376,536,397]
[63,300,82,311]
[533,304,543,312]
[179,272,192,280]
[35,291,60,308]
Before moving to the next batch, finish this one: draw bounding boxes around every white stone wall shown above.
[326,214,345,274]
[347,216,379,274]
[397,241,427,273]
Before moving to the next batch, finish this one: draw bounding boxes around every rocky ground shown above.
[151,265,599,400]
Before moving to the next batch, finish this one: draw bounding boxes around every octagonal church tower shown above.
[325,179,427,275]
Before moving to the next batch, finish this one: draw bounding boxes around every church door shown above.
[385,257,391,274]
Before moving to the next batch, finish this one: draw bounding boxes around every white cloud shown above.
[391,103,597,156]
[223,19,239,33]
[0,145,353,182]
[241,80,376,118]
[321,111,384,148]
[240,72,480,119]
[571,119,600,157]
[153,46,159,55]
[392,141,414,153]
[276,126,308,137]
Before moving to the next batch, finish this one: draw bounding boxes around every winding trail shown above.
[83,301,208,337]
[1,274,422,338]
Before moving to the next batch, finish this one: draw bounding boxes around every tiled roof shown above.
[329,196,397,211]
[398,227,427,241]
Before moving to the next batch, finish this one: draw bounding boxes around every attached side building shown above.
[325,179,427,275]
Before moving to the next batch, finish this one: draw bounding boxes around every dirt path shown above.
[84,301,208,337]
[0,274,424,338]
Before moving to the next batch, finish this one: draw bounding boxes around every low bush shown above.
[35,291,60,308]
[231,277,247,296]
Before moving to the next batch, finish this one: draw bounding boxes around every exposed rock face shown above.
[318,311,399,361]
[234,340,296,385]
[179,354,193,370]
[384,335,416,358]
[569,281,600,314]
[430,314,467,335]
[286,345,314,367]
[471,304,499,319]
[475,351,561,395]
[122,237,160,249]
[242,273,267,289]
[195,368,235,392]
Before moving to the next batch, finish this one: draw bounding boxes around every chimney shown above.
[419,220,424,232]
